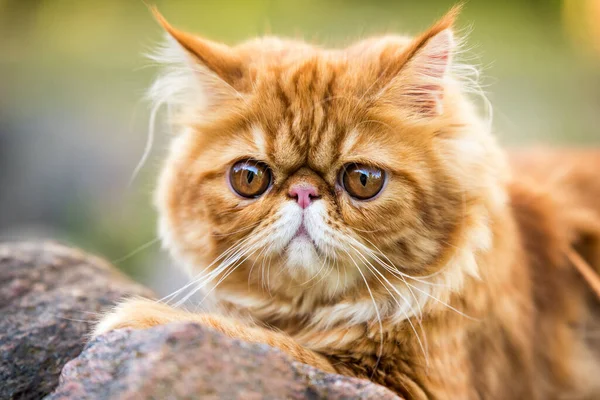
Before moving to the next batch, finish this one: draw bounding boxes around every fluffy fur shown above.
[94,6,600,399]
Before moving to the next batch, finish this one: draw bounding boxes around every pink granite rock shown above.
[49,323,400,400]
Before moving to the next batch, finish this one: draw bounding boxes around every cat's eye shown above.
[229,160,272,198]
[340,163,385,200]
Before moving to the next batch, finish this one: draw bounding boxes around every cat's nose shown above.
[288,184,320,209]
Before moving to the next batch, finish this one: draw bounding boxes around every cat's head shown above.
[152,7,507,325]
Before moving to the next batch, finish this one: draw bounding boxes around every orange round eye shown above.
[341,163,385,200]
[229,160,272,198]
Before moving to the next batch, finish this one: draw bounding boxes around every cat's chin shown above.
[284,235,320,275]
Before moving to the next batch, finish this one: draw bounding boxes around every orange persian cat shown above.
[94,6,600,399]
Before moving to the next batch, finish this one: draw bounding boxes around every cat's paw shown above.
[92,297,176,338]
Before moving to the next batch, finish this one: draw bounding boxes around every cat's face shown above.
[153,8,506,321]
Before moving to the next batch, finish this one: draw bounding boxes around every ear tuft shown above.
[150,7,244,87]
[378,5,461,118]
[405,28,455,116]
[146,8,247,127]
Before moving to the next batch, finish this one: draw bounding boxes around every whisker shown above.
[176,237,266,306]
[300,251,330,287]
[349,236,476,320]
[111,237,161,265]
[347,242,429,366]
[160,237,250,303]
[348,237,425,320]
[326,227,441,287]
[162,229,269,304]
[210,221,262,237]
[248,240,272,289]
[266,240,282,296]
[350,225,388,234]
[196,243,263,307]
[130,99,161,185]
[57,316,94,324]
[341,248,384,378]
[405,282,478,321]
[352,236,447,286]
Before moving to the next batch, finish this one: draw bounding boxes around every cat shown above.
[94,6,600,399]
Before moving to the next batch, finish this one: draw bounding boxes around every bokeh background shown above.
[1,0,599,295]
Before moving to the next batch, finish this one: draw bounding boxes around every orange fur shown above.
[95,7,600,399]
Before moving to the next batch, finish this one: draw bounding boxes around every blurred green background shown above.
[1,0,599,294]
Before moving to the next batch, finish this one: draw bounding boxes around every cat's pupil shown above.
[360,173,367,187]
[246,171,255,184]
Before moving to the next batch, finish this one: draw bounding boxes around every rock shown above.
[0,242,153,400]
[47,323,400,400]
[1,242,399,399]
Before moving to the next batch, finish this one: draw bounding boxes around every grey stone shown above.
[0,242,153,399]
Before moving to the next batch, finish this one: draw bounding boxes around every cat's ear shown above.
[378,6,460,119]
[148,8,245,115]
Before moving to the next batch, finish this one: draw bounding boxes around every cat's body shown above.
[95,7,600,399]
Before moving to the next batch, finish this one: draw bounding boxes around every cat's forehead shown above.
[251,112,395,179]
[229,37,421,174]
[250,60,361,174]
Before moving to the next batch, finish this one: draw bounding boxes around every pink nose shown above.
[288,184,319,209]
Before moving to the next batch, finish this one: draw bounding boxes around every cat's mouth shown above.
[283,220,321,257]
[275,202,327,270]
[293,223,309,239]
[289,221,317,247]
